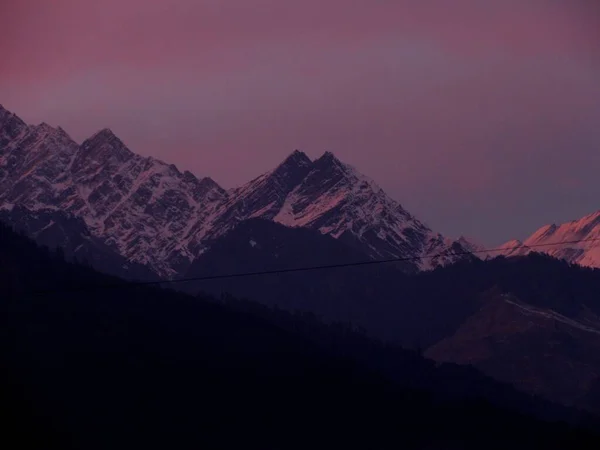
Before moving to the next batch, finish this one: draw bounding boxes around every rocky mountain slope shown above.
[0,104,473,277]
[0,105,227,277]
[499,211,600,268]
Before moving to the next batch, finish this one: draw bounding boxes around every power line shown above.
[28,236,600,296]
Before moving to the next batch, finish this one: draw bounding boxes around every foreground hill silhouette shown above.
[0,222,598,449]
[185,219,600,413]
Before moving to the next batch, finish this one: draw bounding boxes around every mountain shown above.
[187,221,600,415]
[0,104,474,278]
[0,206,156,281]
[6,102,600,432]
[427,289,600,410]
[419,254,600,415]
[498,210,600,268]
[1,221,598,449]
[184,219,418,342]
[0,105,227,277]
[215,150,473,271]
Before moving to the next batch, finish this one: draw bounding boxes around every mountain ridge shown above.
[0,105,473,277]
[499,210,600,268]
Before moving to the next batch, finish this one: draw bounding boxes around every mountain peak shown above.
[267,149,314,188]
[456,235,483,251]
[89,128,118,142]
[82,127,129,152]
[315,151,346,167]
[30,122,71,141]
[183,170,199,182]
[0,101,475,277]
[0,104,13,117]
[56,126,69,137]
[577,210,600,229]
[277,150,312,170]
[36,122,55,132]
[319,150,339,162]
[0,104,28,138]
[312,151,350,178]
[75,127,133,171]
[198,176,222,191]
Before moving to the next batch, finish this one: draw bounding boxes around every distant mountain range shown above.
[498,211,600,268]
[3,103,600,279]
[0,104,476,278]
[5,103,600,417]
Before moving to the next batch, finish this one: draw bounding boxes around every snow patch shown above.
[503,295,600,336]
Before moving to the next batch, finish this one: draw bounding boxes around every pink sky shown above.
[1,0,599,243]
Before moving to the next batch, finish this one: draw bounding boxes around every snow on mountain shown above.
[199,150,315,242]
[454,236,487,255]
[207,150,474,271]
[498,211,600,268]
[0,107,226,277]
[0,105,475,277]
[492,239,528,258]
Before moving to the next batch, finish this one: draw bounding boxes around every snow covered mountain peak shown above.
[32,122,72,142]
[71,128,136,181]
[0,106,28,145]
[317,150,338,161]
[498,210,600,268]
[226,151,474,269]
[88,127,119,141]
[494,239,528,258]
[0,104,21,121]
[269,149,313,187]
[0,104,12,119]
[36,122,55,132]
[197,175,223,192]
[81,128,133,157]
[278,149,312,169]
[454,236,486,254]
[0,104,476,276]
[313,150,346,171]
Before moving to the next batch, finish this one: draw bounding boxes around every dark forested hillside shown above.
[183,219,424,342]
[421,255,600,412]
[0,222,599,449]
[0,206,158,281]
[185,219,600,414]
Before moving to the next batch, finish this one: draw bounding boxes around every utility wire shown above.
[28,236,600,296]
